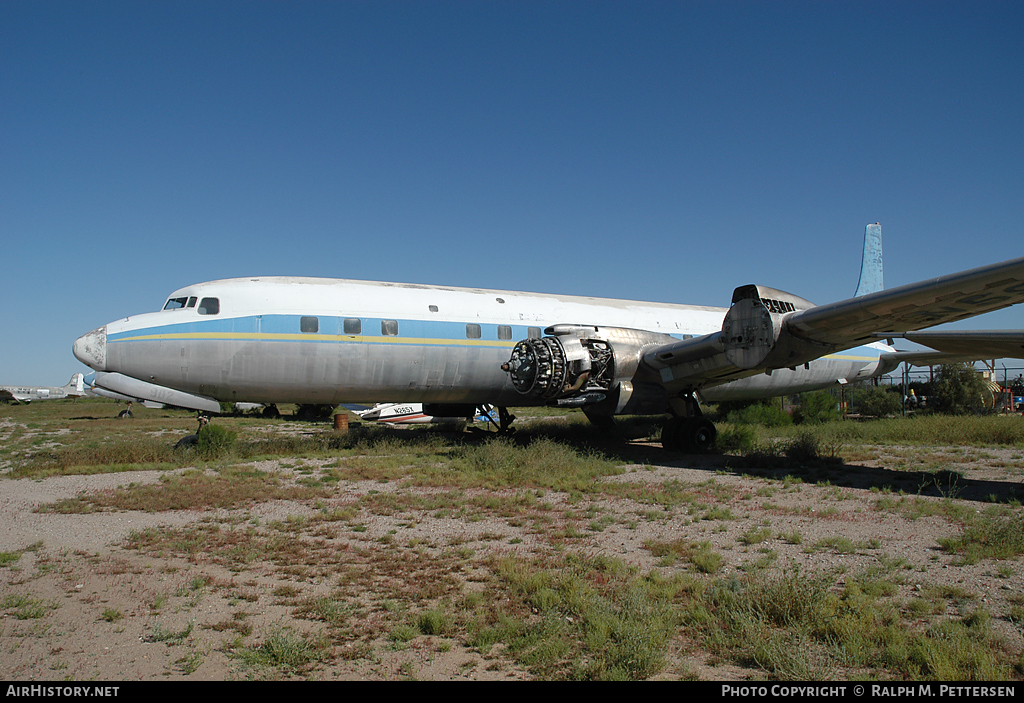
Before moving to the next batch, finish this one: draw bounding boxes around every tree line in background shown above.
[713,363,1024,427]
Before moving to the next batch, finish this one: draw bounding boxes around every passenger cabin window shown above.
[197,298,220,315]
[301,316,319,334]
[498,325,512,340]
[381,319,398,336]
[343,318,361,335]
[528,327,542,339]
[466,323,481,339]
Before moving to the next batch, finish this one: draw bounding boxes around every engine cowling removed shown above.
[501,325,676,409]
[503,335,611,402]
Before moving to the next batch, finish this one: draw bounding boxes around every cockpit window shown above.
[163,297,189,310]
[187,297,197,308]
[198,297,220,315]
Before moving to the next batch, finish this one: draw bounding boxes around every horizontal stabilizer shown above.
[878,330,1024,368]
[884,330,1024,359]
[881,350,997,368]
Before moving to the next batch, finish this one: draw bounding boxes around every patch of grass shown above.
[417,608,454,636]
[686,568,1015,680]
[756,414,1024,448]
[101,607,123,622]
[41,466,327,513]
[810,536,859,554]
[469,553,682,680]
[231,625,331,676]
[444,437,624,492]
[2,593,59,619]
[738,528,773,546]
[939,512,1024,564]
[14,436,182,477]
[148,621,194,643]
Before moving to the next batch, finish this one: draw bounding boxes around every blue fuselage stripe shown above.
[107,313,885,360]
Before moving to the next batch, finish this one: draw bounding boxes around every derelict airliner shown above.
[1,373,86,403]
[72,225,1024,451]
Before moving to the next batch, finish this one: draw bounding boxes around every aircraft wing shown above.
[643,256,1024,392]
[784,256,1024,350]
[0,389,19,402]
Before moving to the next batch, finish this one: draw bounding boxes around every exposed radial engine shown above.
[501,325,676,413]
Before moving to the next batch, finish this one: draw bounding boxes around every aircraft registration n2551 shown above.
[73,225,1024,451]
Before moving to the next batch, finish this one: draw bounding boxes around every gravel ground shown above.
[2,426,1024,681]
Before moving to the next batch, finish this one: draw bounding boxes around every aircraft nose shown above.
[73,326,107,371]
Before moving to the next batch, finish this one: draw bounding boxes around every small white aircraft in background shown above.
[343,402,498,426]
[73,224,1024,451]
[0,373,86,403]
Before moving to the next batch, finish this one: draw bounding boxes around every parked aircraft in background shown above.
[0,373,86,403]
[342,402,499,426]
[73,225,1024,451]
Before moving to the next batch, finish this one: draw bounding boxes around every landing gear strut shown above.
[477,405,516,434]
[661,393,717,453]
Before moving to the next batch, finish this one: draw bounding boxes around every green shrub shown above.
[793,391,840,424]
[854,386,903,417]
[715,423,758,453]
[931,363,989,415]
[196,424,237,459]
[725,402,792,427]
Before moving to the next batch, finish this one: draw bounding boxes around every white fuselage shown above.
[73,277,892,411]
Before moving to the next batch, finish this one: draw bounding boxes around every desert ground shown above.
[2,399,1024,681]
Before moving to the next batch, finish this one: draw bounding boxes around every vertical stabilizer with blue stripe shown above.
[855,223,883,296]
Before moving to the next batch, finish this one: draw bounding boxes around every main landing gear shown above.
[661,392,717,453]
[661,416,717,453]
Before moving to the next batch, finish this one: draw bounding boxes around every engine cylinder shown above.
[503,337,571,399]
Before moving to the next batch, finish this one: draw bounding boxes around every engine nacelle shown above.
[722,284,815,369]
[501,325,675,407]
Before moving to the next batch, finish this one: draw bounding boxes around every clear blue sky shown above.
[2,0,1023,385]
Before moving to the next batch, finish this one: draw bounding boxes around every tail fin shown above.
[854,222,883,297]
[65,373,85,394]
